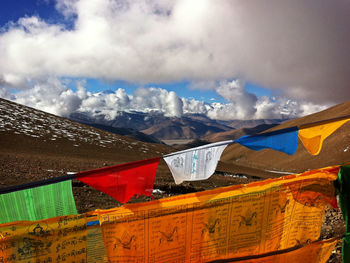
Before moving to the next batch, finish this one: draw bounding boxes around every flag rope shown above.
[0,173,75,195]
[0,114,349,194]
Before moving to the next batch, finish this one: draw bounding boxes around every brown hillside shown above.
[0,98,259,212]
[0,98,176,211]
[141,117,230,140]
[219,100,350,173]
[203,123,278,142]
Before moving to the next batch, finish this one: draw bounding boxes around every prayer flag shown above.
[164,141,232,184]
[235,126,299,155]
[0,180,77,224]
[299,118,350,155]
[0,214,87,262]
[95,165,338,262]
[75,157,160,203]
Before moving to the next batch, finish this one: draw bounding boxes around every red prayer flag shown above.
[75,157,160,203]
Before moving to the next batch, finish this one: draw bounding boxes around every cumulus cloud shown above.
[215,80,257,119]
[13,77,82,116]
[130,87,183,117]
[254,97,329,120]
[0,77,328,121]
[0,0,349,104]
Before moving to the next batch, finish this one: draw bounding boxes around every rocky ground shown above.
[321,208,345,263]
[0,150,257,212]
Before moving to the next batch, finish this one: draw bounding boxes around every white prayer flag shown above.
[163,140,233,184]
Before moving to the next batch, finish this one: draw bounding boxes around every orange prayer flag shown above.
[93,165,338,263]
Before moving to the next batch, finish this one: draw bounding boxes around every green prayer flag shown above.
[337,165,350,263]
[0,180,77,224]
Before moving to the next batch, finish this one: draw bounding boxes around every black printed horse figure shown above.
[113,235,137,250]
[18,237,45,257]
[275,199,290,215]
[239,212,257,228]
[159,226,178,246]
[202,218,221,236]
[303,195,324,207]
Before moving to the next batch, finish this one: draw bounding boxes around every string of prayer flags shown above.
[0,180,77,224]
[163,140,232,184]
[336,164,350,263]
[0,115,348,205]
[235,126,299,155]
[75,157,160,203]
[299,117,350,155]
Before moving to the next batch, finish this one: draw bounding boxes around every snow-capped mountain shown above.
[69,111,286,140]
[0,98,171,162]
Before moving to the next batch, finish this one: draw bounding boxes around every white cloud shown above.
[215,80,258,119]
[130,87,183,117]
[0,77,327,121]
[13,77,82,116]
[182,98,208,115]
[0,87,12,99]
[0,0,349,104]
[254,96,329,120]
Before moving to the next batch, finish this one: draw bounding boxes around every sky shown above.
[0,0,349,120]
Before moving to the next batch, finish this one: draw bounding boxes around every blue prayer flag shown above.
[235,126,299,155]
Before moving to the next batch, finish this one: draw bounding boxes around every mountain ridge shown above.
[69,111,287,141]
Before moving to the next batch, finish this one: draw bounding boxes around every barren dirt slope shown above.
[0,98,174,183]
[203,123,278,142]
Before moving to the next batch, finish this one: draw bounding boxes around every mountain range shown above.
[69,111,285,141]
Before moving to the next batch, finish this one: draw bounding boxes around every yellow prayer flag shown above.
[299,117,350,155]
[0,214,87,263]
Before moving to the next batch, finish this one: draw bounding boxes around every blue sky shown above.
[69,78,272,104]
[0,0,61,26]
